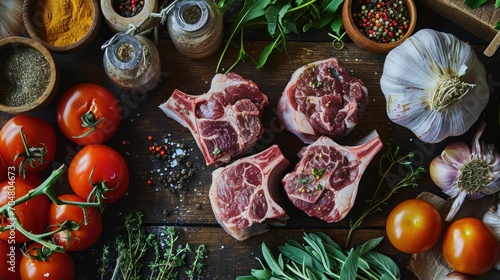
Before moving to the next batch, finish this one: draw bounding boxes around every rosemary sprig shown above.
[237,232,400,280]
[99,212,206,280]
[345,141,427,246]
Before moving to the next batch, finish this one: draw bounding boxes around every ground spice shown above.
[35,0,94,46]
[0,45,50,107]
[352,0,410,43]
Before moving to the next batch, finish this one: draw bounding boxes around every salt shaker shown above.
[167,0,223,59]
[103,33,161,93]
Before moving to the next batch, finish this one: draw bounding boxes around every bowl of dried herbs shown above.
[0,36,58,114]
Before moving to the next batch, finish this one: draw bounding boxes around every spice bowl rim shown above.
[342,0,417,54]
[100,0,158,33]
[22,0,101,53]
[0,36,59,114]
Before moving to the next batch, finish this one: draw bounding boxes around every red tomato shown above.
[57,83,121,146]
[0,239,21,280]
[0,115,56,175]
[0,177,50,243]
[48,194,103,251]
[20,243,75,280]
[68,144,129,204]
[442,217,500,275]
[386,199,442,254]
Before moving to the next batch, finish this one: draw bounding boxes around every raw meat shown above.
[209,145,290,241]
[282,131,382,223]
[159,73,269,166]
[277,58,369,144]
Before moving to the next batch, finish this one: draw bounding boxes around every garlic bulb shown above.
[380,29,489,143]
[430,121,500,221]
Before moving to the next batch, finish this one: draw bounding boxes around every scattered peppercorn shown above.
[352,0,410,43]
[147,134,195,190]
[148,135,153,141]
[113,0,145,17]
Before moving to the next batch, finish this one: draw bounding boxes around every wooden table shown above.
[2,2,500,279]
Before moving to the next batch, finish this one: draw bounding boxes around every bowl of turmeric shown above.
[22,0,101,53]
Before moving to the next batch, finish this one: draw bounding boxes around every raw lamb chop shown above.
[159,73,269,166]
[278,58,368,144]
[282,131,382,223]
[209,145,290,241]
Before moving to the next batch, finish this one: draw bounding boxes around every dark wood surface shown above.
[2,2,500,279]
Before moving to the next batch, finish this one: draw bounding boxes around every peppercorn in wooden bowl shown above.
[101,0,158,33]
[0,36,58,114]
[22,0,101,53]
[342,0,417,53]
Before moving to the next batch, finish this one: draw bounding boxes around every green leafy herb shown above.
[345,141,426,246]
[99,212,206,280]
[212,147,222,156]
[311,167,326,179]
[215,0,345,73]
[316,183,323,190]
[237,232,400,280]
[300,178,309,184]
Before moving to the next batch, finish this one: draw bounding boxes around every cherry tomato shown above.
[386,199,442,254]
[57,83,121,146]
[48,194,103,251]
[0,115,56,175]
[0,177,50,243]
[442,217,500,275]
[68,144,129,204]
[20,242,75,280]
[0,239,21,280]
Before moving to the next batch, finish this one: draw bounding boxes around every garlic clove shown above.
[441,142,471,167]
[446,191,467,221]
[430,157,460,197]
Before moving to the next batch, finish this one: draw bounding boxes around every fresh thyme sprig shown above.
[237,232,400,280]
[215,0,345,73]
[99,212,206,280]
[345,141,427,246]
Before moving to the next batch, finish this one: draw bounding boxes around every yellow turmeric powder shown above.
[36,0,94,46]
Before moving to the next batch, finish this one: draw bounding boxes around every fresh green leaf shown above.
[362,251,400,280]
[279,244,325,276]
[303,14,335,32]
[256,38,280,69]
[358,236,383,256]
[262,243,286,275]
[340,248,359,280]
[464,0,488,9]
[496,0,500,8]
[496,19,500,30]
[251,268,272,279]
[322,0,343,14]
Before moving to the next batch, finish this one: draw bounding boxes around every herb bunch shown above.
[346,141,426,246]
[99,212,206,280]
[237,232,400,280]
[215,0,345,73]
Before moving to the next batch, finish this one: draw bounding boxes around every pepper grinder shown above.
[103,33,161,93]
[167,0,223,59]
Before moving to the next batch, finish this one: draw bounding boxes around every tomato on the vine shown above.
[48,194,103,251]
[442,217,500,275]
[57,83,121,146]
[20,242,75,280]
[0,239,21,280]
[0,177,50,243]
[0,115,56,175]
[69,144,129,204]
[385,199,442,254]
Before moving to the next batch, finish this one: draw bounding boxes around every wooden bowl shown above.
[342,0,417,53]
[22,0,101,53]
[0,36,59,114]
[101,0,158,33]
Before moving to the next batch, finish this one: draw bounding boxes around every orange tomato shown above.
[386,199,442,253]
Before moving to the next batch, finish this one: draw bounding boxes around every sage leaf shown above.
[496,0,500,8]
[340,248,359,280]
[362,251,400,280]
[358,236,383,255]
[279,244,324,274]
[251,268,271,279]
[321,0,343,14]
[262,243,286,276]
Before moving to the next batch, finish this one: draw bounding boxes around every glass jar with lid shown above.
[167,0,223,59]
[103,33,161,93]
